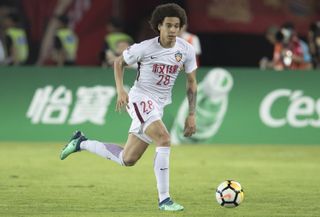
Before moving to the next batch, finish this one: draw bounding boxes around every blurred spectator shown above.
[178,24,202,65]
[260,25,284,70]
[35,0,73,66]
[280,22,312,70]
[2,12,29,65]
[104,39,131,67]
[260,23,312,70]
[101,17,133,67]
[52,15,78,66]
[308,22,320,69]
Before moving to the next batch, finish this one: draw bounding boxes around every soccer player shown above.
[60,3,197,211]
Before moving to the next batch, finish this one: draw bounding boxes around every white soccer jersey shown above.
[123,36,197,106]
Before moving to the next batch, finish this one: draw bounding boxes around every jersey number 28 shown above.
[156,75,171,86]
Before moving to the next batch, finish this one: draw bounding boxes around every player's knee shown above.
[123,155,138,166]
[157,133,171,147]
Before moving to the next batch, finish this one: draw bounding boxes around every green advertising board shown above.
[0,66,319,145]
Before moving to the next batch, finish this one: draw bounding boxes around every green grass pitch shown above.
[1,142,319,217]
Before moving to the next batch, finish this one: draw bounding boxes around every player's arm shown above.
[184,70,197,137]
[114,54,128,112]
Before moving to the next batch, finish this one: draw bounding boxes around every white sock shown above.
[80,140,125,166]
[154,146,170,203]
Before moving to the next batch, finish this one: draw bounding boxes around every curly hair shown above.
[149,3,187,34]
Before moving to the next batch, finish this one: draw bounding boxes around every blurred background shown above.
[0,0,320,68]
[1,0,320,145]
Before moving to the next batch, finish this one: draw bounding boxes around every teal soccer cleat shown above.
[159,198,184,211]
[60,131,87,160]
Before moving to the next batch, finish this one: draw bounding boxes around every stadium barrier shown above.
[0,66,319,145]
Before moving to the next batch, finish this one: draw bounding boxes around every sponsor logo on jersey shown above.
[152,64,179,74]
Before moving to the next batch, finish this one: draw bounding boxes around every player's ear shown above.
[158,23,161,31]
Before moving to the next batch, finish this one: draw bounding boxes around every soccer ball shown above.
[216,180,244,208]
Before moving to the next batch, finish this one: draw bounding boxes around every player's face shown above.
[158,17,180,47]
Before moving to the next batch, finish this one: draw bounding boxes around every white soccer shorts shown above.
[126,91,164,144]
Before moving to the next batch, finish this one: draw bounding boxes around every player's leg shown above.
[80,133,148,166]
[145,120,170,201]
[145,120,184,211]
[121,133,149,166]
[60,93,150,164]
[78,135,125,165]
[60,130,148,167]
[60,130,124,164]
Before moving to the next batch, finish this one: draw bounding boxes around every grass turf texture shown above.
[1,142,319,217]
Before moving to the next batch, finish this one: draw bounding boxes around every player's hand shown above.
[184,114,196,137]
[116,89,128,113]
